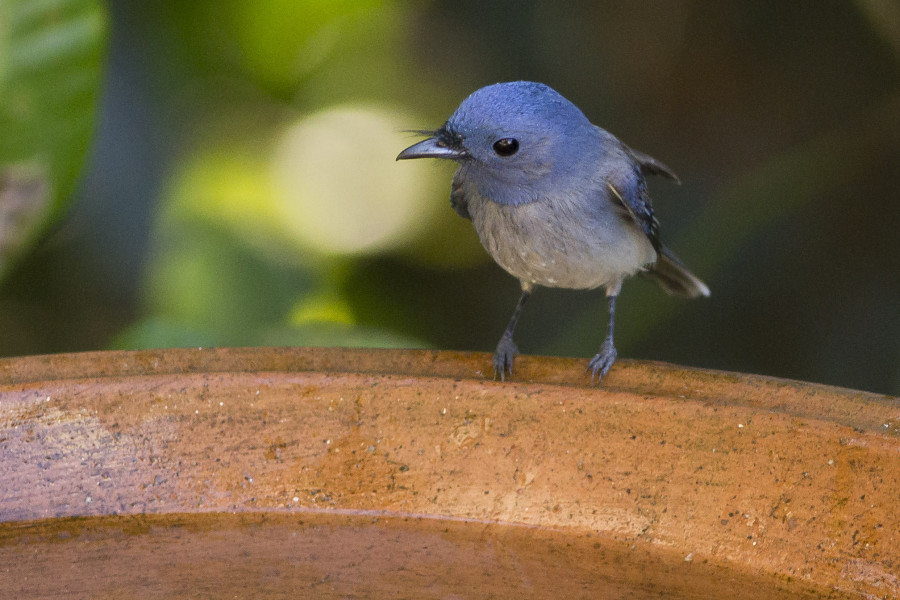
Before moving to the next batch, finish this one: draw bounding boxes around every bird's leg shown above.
[588,293,619,384]
[494,285,532,381]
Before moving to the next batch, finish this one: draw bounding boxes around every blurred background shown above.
[1,0,898,395]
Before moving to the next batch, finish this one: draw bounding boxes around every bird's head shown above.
[398,81,597,203]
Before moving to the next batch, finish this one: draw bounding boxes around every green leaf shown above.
[0,0,107,280]
[112,317,426,351]
[109,317,222,351]
[259,322,426,350]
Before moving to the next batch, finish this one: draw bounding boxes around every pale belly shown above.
[468,195,656,291]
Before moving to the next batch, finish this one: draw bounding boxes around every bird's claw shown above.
[493,336,519,381]
[587,339,618,385]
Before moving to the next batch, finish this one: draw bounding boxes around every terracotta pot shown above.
[1,347,898,598]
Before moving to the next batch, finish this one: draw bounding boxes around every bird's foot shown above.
[587,339,618,385]
[493,336,519,381]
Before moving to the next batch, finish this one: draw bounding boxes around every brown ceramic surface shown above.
[1,347,898,598]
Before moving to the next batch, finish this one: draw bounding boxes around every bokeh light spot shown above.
[272,105,443,255]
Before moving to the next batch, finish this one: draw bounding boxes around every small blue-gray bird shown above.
[397,81,709,383]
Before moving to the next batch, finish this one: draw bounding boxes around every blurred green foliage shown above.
[1,1,899,395]
[0,0,105,279]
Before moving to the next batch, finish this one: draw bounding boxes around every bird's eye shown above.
[492,138,519,157]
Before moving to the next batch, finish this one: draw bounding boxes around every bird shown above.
[397,81,709,383]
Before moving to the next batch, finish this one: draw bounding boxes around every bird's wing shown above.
[449,171,471,220]
[606,175,662,253]
[626,146,680,183]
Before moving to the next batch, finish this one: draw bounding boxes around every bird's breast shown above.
[465,187,656,290]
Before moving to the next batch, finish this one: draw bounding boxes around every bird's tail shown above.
[643,246,710,298]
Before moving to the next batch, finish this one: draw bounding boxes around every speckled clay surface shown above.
[1,347,898,598]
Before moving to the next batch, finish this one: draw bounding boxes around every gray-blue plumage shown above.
[398,81,709,383]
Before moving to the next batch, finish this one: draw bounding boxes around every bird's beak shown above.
[396,136,467,161]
